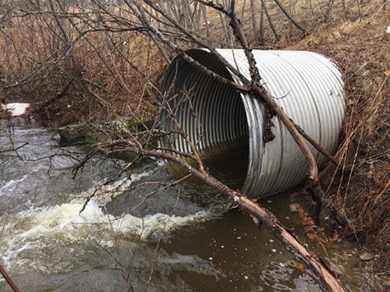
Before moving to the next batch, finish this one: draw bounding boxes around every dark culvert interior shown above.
[160,49,250,189]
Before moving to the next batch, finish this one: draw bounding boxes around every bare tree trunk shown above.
[259,0,265,45]
[260,0,280,40]
[48,0,70,44]
[241,0,247,21]
[340,0,348,19]
[179,0,187,28]
[325,0,334,23]
[200,4,210,39]
[307,0,315,17]
[193,2,202,34]
[189,1,200,33]
[357,0,362,21]
[273,0,307,33]
[250,0,257,36]
[219,9,231,45]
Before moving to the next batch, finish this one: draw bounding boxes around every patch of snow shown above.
[1,103,30,116]
[387,26,390,34]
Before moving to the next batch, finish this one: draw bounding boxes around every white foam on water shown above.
[74,168,154,206]
[0,175,27,196]
[1,103,30,116]
[0,167,212,274]
[0,200,210,273]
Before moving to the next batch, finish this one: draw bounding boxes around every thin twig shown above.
[0,266,20,292]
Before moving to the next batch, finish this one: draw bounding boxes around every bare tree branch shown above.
[0,265,20,292]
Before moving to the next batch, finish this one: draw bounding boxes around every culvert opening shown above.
[160,49,345,198]
[160,49,250,190]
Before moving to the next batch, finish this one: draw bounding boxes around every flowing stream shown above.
[0,118,363,291]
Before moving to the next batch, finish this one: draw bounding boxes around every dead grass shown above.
[0,14,164,125]
[289,8,390,275]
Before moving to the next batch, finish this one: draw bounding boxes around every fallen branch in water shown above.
[63,2,347,290]
[0,265,20,292]
[142,149,347,292]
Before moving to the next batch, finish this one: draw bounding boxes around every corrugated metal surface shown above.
[160,49,345,199]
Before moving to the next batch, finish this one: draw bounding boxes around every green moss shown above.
[57,116,153,146]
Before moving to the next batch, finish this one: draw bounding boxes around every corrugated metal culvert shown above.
[160,49,345,199]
